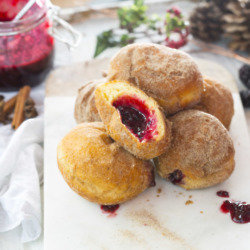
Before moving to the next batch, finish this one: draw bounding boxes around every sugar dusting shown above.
[119,229,145,245]
[126,209,194,249]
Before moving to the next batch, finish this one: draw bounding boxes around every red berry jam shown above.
[168,170,184,184]
[101,204,120,214]
[0,0,54,91]
[112,95,157,141]
[221,200,250,224]
[0,0,27,21]
[217,190,229,198]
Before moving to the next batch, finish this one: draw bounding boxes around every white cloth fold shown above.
[0,117,43,242]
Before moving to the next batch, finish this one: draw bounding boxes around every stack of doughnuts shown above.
[58,43,235,206]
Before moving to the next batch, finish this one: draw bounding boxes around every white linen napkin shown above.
[0,117,43,243]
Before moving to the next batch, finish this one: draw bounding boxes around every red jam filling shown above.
[221,200,250,224]
[168,170,184,184]
[0,0,27,21]
[0,0,54,90]
[217,190,229,198]
[112,95,157,141]
[101,204,120,217]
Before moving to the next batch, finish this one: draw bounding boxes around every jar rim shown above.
[0,2,48,36]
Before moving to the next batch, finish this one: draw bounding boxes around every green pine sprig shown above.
[94,0,162,58]
[94,30,117,58]
[94,30,134,58]
[118,0,148,32]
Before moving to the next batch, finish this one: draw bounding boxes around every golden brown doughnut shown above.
[107,43,203,115]
[95,80,172,160]
[74,79,103,123]
[194,77,234,129]
[57,122,155,205]
[155,110,235,190]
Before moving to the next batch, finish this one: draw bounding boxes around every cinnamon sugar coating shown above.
[107,43,203,115]
[194,77,234,129]
[57,122,155,205]
[155,110,235,189]
[95,80,172,160]
[74,79,104,123]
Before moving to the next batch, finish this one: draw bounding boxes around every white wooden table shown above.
[1,1,250,249]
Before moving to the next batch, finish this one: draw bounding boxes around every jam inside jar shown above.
[0,0,54,91]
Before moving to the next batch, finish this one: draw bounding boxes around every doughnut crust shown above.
[194,77,234,129]
[57,122,155,205]
[107,43,203,115]
[155,110,235,190]
[74,79,104,123]
[95,80,172,160]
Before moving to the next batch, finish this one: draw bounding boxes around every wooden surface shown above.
[46,57,238,97]
[51,0,90,8]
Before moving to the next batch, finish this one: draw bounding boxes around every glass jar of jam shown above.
[0,0,69,91]
[0,0,54,91]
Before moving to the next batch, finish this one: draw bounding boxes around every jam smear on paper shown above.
[101,204,120,217]
[220,200,250,224]
[216,190,229,198]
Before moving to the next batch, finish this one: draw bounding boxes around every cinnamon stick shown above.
[12,86,31,130]
[3,95,17,116]
[0,96,4,113]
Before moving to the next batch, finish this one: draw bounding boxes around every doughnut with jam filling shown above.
[74,79,103,123]
[107,43,203,115]
[194,77,234,130]
[57,122,155,205]
[95,80,172,160]
[155,110,235,189]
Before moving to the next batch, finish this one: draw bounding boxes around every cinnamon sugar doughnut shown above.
[57,122,155,205]
[74,79,103,123]
[95,80,172,160]
[155,110,235,189]
[107,43,203,115]
[194,77,234,129]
